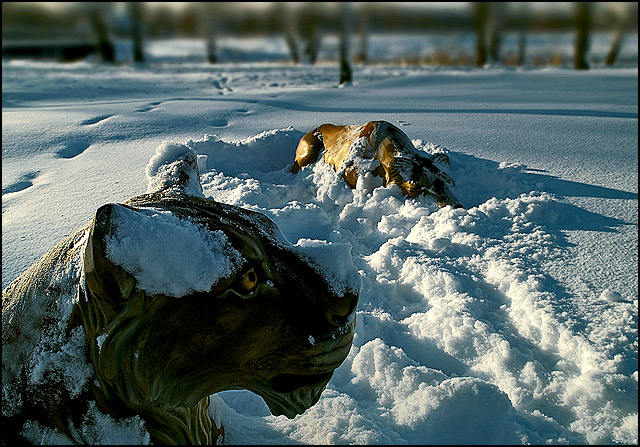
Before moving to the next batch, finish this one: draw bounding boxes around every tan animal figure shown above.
[2,143,359,445]
[292,120,462,208]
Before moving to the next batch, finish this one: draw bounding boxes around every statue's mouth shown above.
[270,371,335,394]
[257,317,356,419]
[259,372,334,419]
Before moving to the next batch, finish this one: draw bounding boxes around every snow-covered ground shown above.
[2,34,638,444]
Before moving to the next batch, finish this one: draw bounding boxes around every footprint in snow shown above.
[210,119,228,127]
[56,140,91,159]
[212,79,232,92]
[2,171,40,195]
[80,115,113,126]
[136,102,162,113]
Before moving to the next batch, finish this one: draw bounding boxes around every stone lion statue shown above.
[2,142,360,444]
[292,120,462,208]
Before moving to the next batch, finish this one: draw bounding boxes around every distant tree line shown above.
[4,2,637,39]
[2,1,638,72]
[153,2,637,36]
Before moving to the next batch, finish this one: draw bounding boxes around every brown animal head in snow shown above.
[2,144,359,445]
[82,194,359,440]
[292,120,462,208]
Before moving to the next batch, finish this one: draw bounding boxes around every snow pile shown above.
[2,228,153,445]
[182,130,637,445]
[2,228,92,415]
[20,402,150,445]
[105,205,244,298]
[292,238,362,296]
[186,127,305,176]
[145,141,204,197]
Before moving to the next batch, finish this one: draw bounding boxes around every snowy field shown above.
[2,34,638,444]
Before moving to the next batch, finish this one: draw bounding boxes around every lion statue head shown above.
[2,142,360,444]
[292,120,462,208]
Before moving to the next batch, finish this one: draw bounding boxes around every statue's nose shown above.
[327,292,359,327]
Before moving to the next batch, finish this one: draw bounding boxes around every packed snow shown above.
[145,140,205,197]
[292,238,361,296]
[104,204,244,298]
[2,34,638,445]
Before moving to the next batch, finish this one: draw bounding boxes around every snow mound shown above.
[188,128,636,445]
[292,238,361,296]
[186,127,304,176]
[145,141,204,197]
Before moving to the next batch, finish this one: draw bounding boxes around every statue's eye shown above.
[240,269,258,292]
[222,267,277,300]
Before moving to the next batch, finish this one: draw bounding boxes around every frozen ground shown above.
[2,35,638,444]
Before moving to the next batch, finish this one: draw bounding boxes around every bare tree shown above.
[474,2,489,66]
[298,3,321,64]
[354,3,369,64]
[129,2,145,63]
[574,2,591,70]
[274,2,300,64]
[339,3,353,85]
[514,3,530,67]
[201,4,219,64]
[86,3,115,63]
[487,2,504,64]
[605,3,637,66]
[473,2,503,66]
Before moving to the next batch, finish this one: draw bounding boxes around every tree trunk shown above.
[276,3,299,64]
[206,33,217,64]
[355,3,369,64]
[487,3,503,64]
[88,7,115,63]
[200,4,219,64]
[605,30,623,66]
[130,2,145,63]
[474,3,489,67]
[515,3,530,67]
[574,2,591,70]
[605,3,636,66]
[339,3,353,85]
[299,4,320,64]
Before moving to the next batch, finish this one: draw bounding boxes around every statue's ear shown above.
[292,127,323,173]
[84,203,136,311]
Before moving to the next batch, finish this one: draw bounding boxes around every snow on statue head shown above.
[2,142,360,445]
[292,120,462,208]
